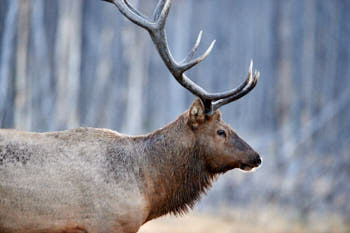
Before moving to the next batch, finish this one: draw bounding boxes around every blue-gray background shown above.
[0,0,349,227]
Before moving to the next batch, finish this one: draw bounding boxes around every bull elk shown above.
[0,0,262,233]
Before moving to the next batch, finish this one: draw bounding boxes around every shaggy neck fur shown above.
[135,113,218,221]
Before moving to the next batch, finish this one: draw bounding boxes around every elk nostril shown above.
[256,156,262,166]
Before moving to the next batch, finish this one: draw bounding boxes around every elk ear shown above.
[213,110,222,121]
[188,99,206,129]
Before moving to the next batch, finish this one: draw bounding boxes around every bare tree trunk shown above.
[31,0,55,131]
[121,0,148,135]
[301,0,316,133]
[54,0,82,130]
[85,11,114,127]
[0,0,17,127]
[14,0,30,130]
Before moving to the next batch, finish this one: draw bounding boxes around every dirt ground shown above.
[139,209,349,233]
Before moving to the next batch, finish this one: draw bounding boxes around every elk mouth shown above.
[239,160,262,172]
[239,163,255,171]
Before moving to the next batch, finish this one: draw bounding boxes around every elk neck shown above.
[132,111,218,222]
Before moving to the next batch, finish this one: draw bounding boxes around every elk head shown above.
[103,0,262,172]
[187,99,261,174]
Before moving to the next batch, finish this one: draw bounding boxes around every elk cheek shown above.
[208,150,238,173]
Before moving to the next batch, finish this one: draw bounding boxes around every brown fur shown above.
[0,99,261,233]
[0,225,88,233]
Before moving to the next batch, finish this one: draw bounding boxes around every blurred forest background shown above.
[0,0,349,231]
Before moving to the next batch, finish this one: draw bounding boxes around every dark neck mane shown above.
[139,113,217,221]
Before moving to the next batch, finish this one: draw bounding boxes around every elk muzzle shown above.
[239,151,262,171]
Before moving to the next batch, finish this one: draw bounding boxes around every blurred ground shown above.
[139,208,349,233]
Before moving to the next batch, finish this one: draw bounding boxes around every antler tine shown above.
[107,0,154,31]
[155,0,173,28]
[124,0,148,19]
[195,60,256,100]
[153,0,167,21]
[211,70,260,112]
[181,30,203,64]
[180,40,216,72]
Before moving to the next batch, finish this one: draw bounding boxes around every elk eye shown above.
[217,129,226,137]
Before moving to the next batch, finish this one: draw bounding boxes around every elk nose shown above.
[256,156,262,166]
[251,152,262,166]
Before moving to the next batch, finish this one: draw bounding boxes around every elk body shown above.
[0,1,261,233]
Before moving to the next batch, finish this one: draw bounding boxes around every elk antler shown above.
[103,0,260,115]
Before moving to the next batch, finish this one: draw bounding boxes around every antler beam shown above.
[103,0,260,115]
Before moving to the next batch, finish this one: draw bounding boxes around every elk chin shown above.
[206,160,239,174]
[239,163,257,172]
